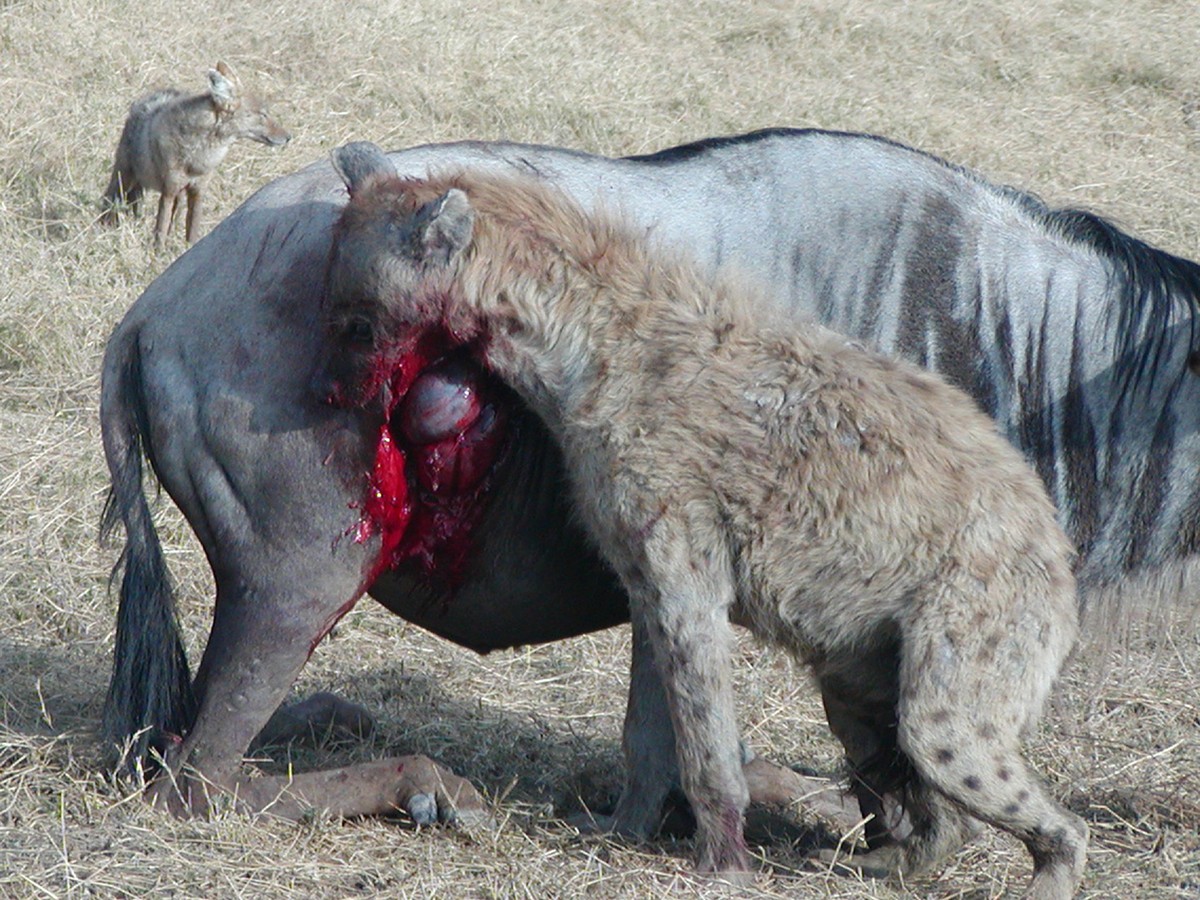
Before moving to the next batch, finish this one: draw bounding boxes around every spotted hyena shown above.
[320,141,1088,899]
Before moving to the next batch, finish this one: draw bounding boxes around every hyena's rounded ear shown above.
[332,142,397,198]
[415,189,474,267]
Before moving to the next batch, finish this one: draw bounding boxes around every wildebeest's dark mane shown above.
[1044,203,1200,395]
[630,127,1200,398]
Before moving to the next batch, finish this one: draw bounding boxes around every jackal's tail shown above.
[99,117,143,226]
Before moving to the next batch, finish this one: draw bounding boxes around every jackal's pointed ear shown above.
[208,66,239,112]
[332,142,396,198]
[413,189,474,267]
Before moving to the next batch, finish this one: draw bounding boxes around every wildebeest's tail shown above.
[99,325,196,771]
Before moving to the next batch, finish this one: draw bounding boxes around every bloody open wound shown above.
[339,331,510,593]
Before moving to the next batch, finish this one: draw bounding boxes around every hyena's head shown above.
[208,61,291,148]
[318,141,477,407]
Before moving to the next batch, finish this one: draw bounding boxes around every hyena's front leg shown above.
[628,527,750,876]
[605,615,679,838]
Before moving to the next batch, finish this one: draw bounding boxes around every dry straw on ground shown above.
[2,0,1199,897]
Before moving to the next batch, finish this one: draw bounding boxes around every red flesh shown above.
[341,331,509,594]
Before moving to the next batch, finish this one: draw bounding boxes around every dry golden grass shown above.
[2,0,1199,896]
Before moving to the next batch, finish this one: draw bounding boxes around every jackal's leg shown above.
[100,164,141,225]
[184,183,202,244]
[154,191,179,247]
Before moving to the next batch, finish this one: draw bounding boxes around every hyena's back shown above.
[605,319,1075,650]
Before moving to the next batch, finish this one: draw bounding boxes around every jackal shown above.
[99,62,290,247]
[321,141,1088,899]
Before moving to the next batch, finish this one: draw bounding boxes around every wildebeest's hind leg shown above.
[150,563,491,827]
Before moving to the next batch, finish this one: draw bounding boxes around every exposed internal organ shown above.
[351,340,509,592]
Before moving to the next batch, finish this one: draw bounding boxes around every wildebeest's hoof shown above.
[224,754,497,829]
[741,756,861,831]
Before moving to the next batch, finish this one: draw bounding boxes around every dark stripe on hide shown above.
[1125,407,1175,571]
[1017,306,1057,502]
[897,193,983,395]
[862,203,906,341]
[1062,309,1101,562]
[966,270,999,418]
[992,291,1015,405]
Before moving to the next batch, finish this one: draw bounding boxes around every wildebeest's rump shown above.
[100,130,1200,841]
[322,144,1088,897]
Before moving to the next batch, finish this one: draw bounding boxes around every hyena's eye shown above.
[343,318,374,347]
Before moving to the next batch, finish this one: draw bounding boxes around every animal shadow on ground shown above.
[247,661,841,855]
[0,632,834,851]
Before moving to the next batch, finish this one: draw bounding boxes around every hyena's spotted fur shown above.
[325,142,1088,898]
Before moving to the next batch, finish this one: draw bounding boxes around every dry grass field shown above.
[2,0,1200,896]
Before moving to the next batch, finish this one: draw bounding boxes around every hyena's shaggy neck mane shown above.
[360,170,786,429]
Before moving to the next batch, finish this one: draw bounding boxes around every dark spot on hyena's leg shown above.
[1017,789,1030,802]
[977,723,996,739]
[931,709,951,724]
[963,775,982,791]
[997,766,1011,781]
[1003,802,1021,816]
[935,749,955,763]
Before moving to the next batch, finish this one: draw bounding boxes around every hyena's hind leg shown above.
[817,661,981,877]
[896,579,1087,899]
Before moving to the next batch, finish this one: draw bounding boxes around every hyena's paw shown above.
[811,843,903,881]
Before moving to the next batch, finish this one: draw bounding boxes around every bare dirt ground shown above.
[2,0,1199,896]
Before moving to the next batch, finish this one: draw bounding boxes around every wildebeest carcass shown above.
[100,129,1200,838]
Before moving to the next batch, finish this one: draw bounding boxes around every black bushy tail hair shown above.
[98,332,197,773]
